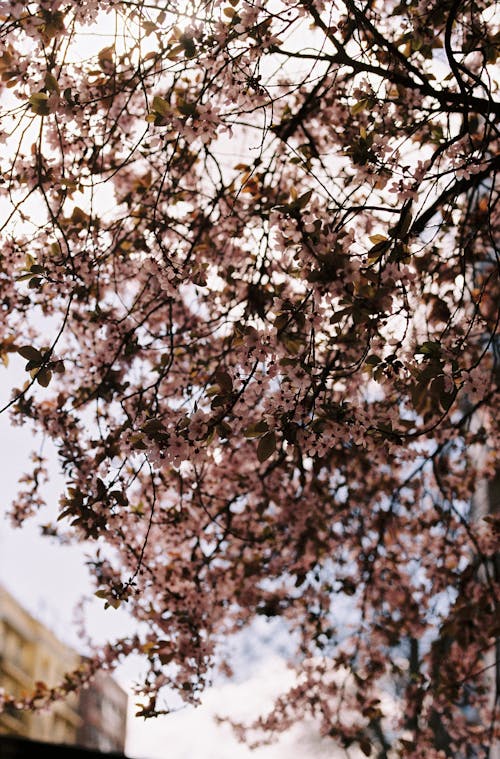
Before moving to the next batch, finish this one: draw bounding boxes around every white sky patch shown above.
[126,654,361,759]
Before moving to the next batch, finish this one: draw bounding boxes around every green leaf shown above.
[44,72,60,94]
[293,189,313,210]
[330,307,352,324]
[214,369,233,394]
[51,360,65,373]
[367,239,391,263]
[206,385,220,397]
[365,354,381,365]
[274,313,290,332]
[283,336,303,355]
[36,368,52,387]
[152,95,170,117]
[166,44,184,60]
[359,737,372,756]
[57,508,72,522]
[18,345,43,362]
[142,20,157,35]
[177,101,198,117]
[142,419,165,433]
[350,98,369,115]
[217,421,232,439]
[110,490,128,506]
[398,204,413,237]
[388,201,413,239]
[368,234,388,245]
[415,341,441,357]
[98,46,114,68]
[179,35,196,58]
[244,420,269,438]
[257,431,276,462]
[28,91,51,115]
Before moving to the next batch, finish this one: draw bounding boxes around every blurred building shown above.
[77,671,128,753]
[0,585,127,753]
[0,584,82,744]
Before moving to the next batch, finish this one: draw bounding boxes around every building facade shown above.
[0,584,82,744]
[0,585,127,753]
[77,671,129,753]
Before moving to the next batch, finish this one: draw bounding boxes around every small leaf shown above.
[294,189,313,210]
[369,234,388,245]
[359,737,372,756]
[130,434,147,450]
[244,420,269,438]
[350,98,368,115]
[367,240,391,263]
[44,72,60,94]
[18,346,43,362]
[29,91,50,115]
[177,101,198,117]
[142,20,157,35]
[142,419,165,434]
[274,313,290,332]
[179,35,196,57]
[166,44,184,60]
[152,95,170,116]
[388,201,413,239]
[214,370,233,394]
[36,368,52,387]
[330,306,352,324]
[257,431,276,462]
[57,508,72,522]
[283,336,303,355]
[98,46,114,69]
[365,354,381,366]
[415,341,441,357]
[71,206,89,225]
[110,490,128,506]
[398,203,413,238]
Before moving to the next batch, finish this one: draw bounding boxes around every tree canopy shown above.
[0,0,499,755]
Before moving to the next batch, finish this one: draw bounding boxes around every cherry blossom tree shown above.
[0,0,498,755]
